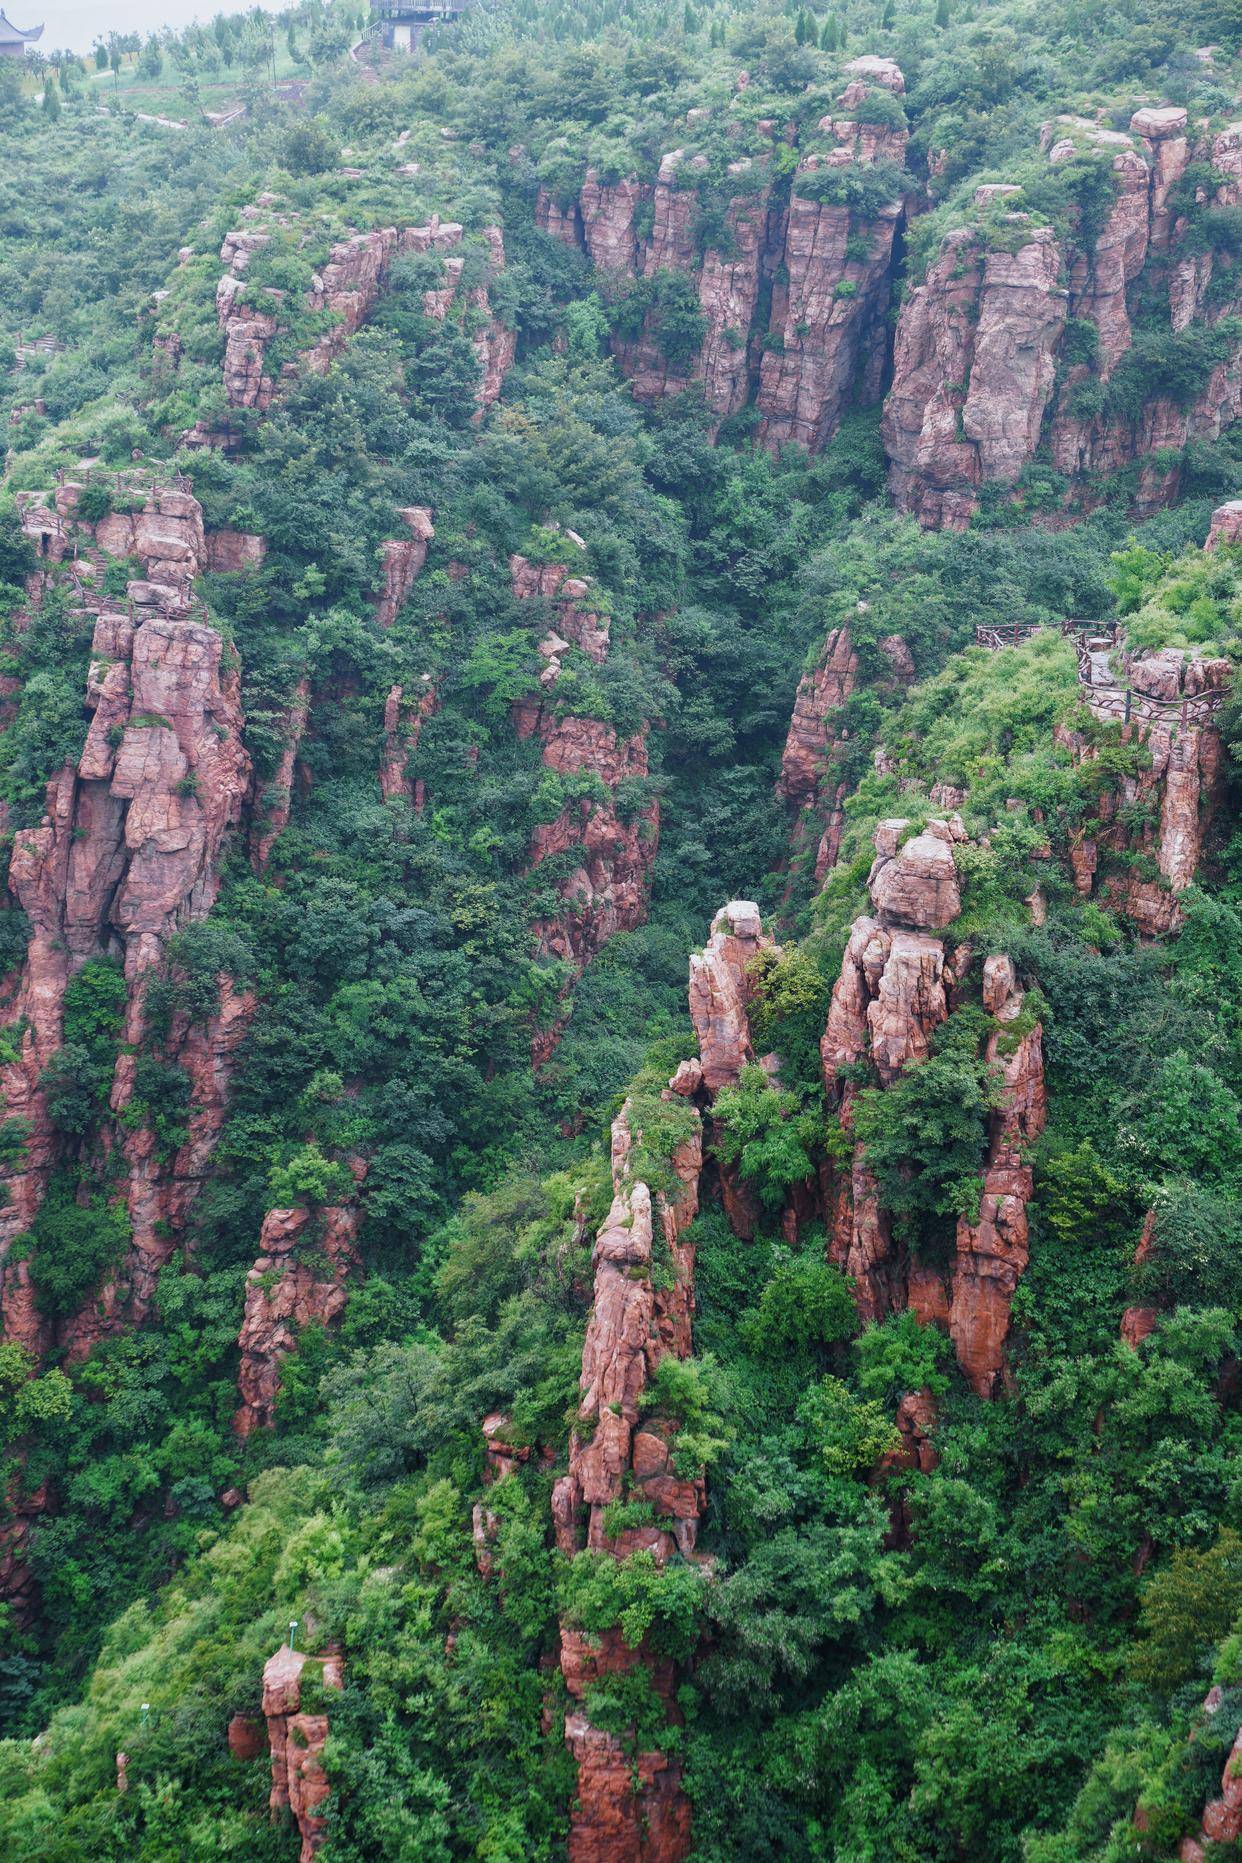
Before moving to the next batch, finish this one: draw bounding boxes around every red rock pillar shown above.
[262,1643,343,1863]
[552,1080,704,1861]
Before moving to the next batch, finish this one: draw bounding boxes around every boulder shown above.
[867,821,962,929]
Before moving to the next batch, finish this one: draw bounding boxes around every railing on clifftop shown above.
[53,463,193,495]
[973,620,1231,731]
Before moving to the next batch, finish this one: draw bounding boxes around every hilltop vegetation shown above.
[0,1,1238,1860]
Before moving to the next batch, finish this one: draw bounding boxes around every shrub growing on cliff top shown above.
[851,1007,1003,1248]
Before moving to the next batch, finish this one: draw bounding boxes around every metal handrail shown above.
[972,620,1231,729]
[372,0,464,16]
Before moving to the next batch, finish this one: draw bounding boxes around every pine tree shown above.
[42,78,60,120]
[821,14,838,47]
[683,1,698,32]
[935,0,950,25]
[881,0,895,27]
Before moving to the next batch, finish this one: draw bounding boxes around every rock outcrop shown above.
[755,72,907,452]
[948,954,1047,1396]
[374,505,434,629]
[778,625,858,810]
[1062,646,1227,936]
[234,1172,366,1437]
[1206,497,1242,551]
[547,60,909,450]
[778,625,915,881]
[1120,1208,1161,1349]
[263,1644,343,1863]
[252,675,311,872]
[687,900,772,1096]
[552,1082,703,1862]
[1144,1687,1242,1861]
[883,224,1066,529]
[875,1387,937,1546]
[379,678,437,808]
[192,208,512,435]
[822,819,1045,1394]
[886,109,1242,525]
[0,492,251,1353]
[510,543,657,1013]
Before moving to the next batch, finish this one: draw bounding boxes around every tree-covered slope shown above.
[0,2,1238,1859]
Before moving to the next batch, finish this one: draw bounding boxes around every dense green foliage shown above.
[0,0,1238,1859]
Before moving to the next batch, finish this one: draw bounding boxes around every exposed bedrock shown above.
[552,1084,704,1862]
[549,58,909,450]
[821,822,1045,1393]
[886,108,1242,525]
[0,500,251,1352]
[233,1170,366,1437]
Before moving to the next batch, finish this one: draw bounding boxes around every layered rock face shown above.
[883,224,1066,529]
[552,1084,704,1862]
[948,954,1047,1397]
[542,58,908,447]
[234,1174,365,1437]
[561,1630,692,1863]
[379,679,437,809]
[778,624,858,809]
[688,899,772,1096]
[756,64,907,451]
[510,545,657,1001]
[1062,646,1227,936]
[0,487,252,1355]
[374,505,434,629]
[778,626,914,881]
[262,1644,343,1863]
[1206,498,1242,550]
[885,105,1242,525]
[821,819,1045,1394]
[194,208,512,436]
[687,899,775,1237]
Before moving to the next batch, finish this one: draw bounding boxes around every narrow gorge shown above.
[0,5,1238,1863]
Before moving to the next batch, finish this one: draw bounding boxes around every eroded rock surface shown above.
[234,1172,366,1437]
[511,544,658,1017]
[948,955,1047,1396]
[887,111,1242,524]
[263,1644,343,1863]
[553,1085,704,1862]
[0,500,251,1348]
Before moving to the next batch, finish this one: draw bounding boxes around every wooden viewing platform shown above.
[973,620,1231,731]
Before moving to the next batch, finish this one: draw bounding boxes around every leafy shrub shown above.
[26,1178,130,1322]
[739,1256,856,1361]
[851,1008,1002,1244]
[712,1063,821,1208]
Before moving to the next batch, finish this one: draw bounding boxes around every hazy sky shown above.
[26,0,284,56]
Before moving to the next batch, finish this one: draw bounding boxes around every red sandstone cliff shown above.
[0,486,251,1359]
[1062,644,1227,936]
[820,819,1046,1392]
[544,57,909,449]
[263,1643,343,1863]
[948,954,1047,1397]
[186,207,512,442]
[552,1082,704,1861]
[234,1169,366,1437]
[883,222,1067,530]
[756,62,907,452]
[777,625,913,880]
[885,104,1242,526]
[510,541,658,1033]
